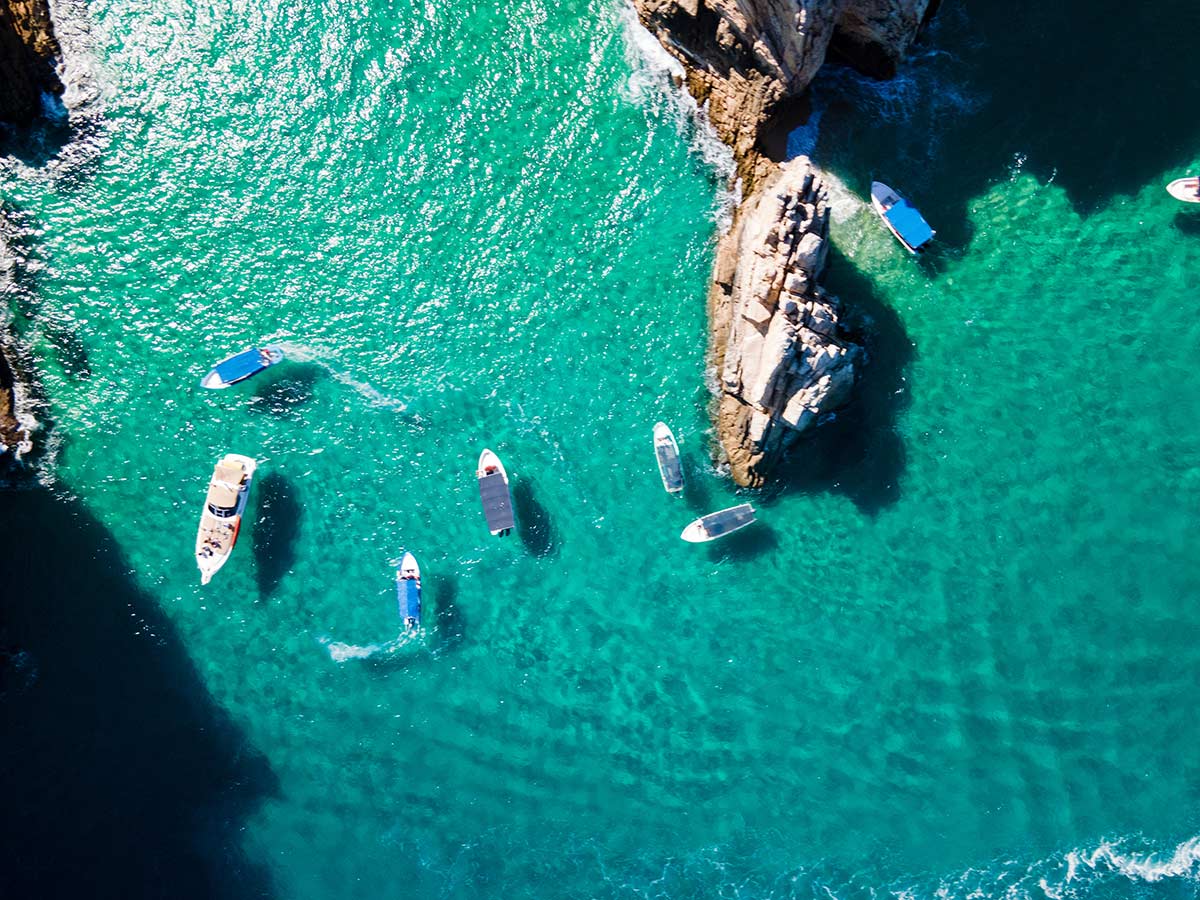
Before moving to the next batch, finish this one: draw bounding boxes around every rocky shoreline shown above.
[633,0,937,486]
[0,0,61,458]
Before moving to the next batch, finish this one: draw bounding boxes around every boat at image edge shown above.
[195,453,257,585]
[680,503,757,543]
[200,345,285,389]
[653,422,684,494]
[1166,177,1200,203]
[396,551,421,631]
[870,181,935,253]
[477,448,515,537]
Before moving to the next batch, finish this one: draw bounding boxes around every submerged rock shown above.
[0,0,64,125]
[632,0,938,485]
[713,157,860,486]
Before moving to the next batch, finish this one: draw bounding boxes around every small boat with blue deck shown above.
[396,551,421,630]
[653,422,683,494]
[680,503,757,543]
[477,448,515,536]
[200,345,285,389]
[871,181,935,253]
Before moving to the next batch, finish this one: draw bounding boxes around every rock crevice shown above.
[0,0,63,125]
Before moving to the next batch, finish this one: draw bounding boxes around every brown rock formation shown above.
[713,158,860,486]
[633,0,937,485]
[634,0,935,191]
[0,0,63,124]
[0,338,25,453]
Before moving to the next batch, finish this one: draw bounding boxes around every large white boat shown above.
[680,503,757,543]
[870,181,935,253]
[1167,177,1200,203]
[195,453,257,584]
[477,448,514,536]
[653,422,684,494]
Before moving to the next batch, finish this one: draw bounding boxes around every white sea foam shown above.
[321,630,422,662]
[616,2,737,228]
[275,341,413,413]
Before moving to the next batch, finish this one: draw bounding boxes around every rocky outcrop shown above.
[634,0,935,191]
[633,0,936,485]
[0,339,25,453]
[0,0,63,124]
[713,157,859,486]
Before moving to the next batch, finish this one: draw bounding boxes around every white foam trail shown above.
[274,341,412,413]
[321,630,423,662]
[616,3,737,228]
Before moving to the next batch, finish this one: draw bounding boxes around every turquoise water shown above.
[5,0,1200,897]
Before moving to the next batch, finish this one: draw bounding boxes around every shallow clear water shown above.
[5,0,1200,897]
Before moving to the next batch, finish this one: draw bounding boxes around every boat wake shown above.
[321,630,423,663]
[273,342,417,416]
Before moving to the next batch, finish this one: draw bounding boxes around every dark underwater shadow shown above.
[247,363,322,419]
[513,477,558,558]
[0,486,279,899]
[766,247,913,515]
[253,472,301,600]
[815,1,1200,248]
[432,576,466,654]
[1172,210,1200,236]
[705,518,780,562]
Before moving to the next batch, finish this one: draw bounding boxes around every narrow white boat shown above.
[680,503,757,543]
[195,453,257,585]
[870,181,935,253]
[653,422,684,494]
[200,345,285,389]
[1167,177,1200,203]
[477,448,514,536]
[396,551,421,631]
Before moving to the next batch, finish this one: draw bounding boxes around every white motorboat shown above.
[1167,177,1200,203]
[653,422,684,494]
[396,551,421,630]
[195,453,257,584]
[680,503,757,543]
[477,448,514,536]
[200,346,285,389]
[870,181,936,253]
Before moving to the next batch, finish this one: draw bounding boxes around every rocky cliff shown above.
[0,0,63,125]
[633,0,936,485]
[634,0,934,190]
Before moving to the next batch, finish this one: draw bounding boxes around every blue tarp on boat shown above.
[884,200,935,250]
[397,577,420,624]
[213,349,269,385]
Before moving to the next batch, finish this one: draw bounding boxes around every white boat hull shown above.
[1167,177,1200,203]
[477,448,514,536]
[680,503,757,543]
[195,453,257,584]
[653,422,683,494]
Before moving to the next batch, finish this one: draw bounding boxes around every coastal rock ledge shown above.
[714,157,858,487]
[0,0,63,124]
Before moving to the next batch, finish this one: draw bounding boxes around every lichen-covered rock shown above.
[712,158,860,486]
[0,0,63,124]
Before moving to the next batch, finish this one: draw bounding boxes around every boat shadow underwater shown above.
[246,362,323,419]
[252,471,302,600]
[513,477,558,558]
[0,485,279,899]
[1172,210,1200,236]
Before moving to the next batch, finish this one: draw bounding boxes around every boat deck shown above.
[479,472,515,532]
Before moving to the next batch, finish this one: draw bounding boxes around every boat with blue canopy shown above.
[200,345,285,389]
[396,551,421,630]
[871,182,935,253]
